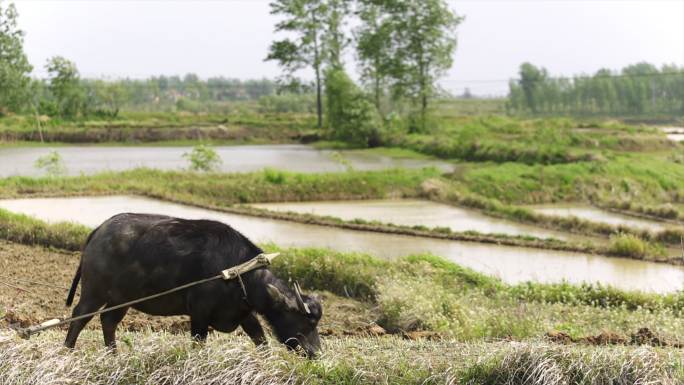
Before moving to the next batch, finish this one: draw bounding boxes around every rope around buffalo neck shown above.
[15,252,280,339]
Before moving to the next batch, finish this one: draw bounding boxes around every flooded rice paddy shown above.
[250,199,593,242]
[1,195,682,293]
[660,127,684,142]
[528,203,676,232]
[0,144,451,177]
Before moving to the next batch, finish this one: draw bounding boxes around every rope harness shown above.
[14,252,280,339]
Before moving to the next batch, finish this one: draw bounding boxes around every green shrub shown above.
[182,145,222,172]
[609,233,647,258]
[262,168,287,184]
[324,68,382,147]
[34,150,67,177]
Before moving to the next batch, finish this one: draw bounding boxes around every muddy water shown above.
[528,204,675,232]
[660,127,684,142]
[250,199,594,243]
[1,196,682,293]
[0,144,452,177]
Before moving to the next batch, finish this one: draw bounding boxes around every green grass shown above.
[385,115,671,165]
[0,208,89,251]
[0,167,438,205]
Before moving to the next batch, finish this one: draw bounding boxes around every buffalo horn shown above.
[293,281,311,314]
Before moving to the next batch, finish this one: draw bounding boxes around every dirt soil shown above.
[0,240,377,339]
[546,328,683,348]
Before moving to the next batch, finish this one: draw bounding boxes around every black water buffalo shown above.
[64,213,322,357]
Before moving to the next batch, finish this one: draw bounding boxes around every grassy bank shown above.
[0,168,435,204]
[0,111,316,144]
[385,116,673,165]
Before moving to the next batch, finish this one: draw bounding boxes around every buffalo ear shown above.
[266,284,298,310]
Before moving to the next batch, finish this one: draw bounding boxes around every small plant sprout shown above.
[34,150,67,177]
[331,151,354,172]
[183,144,222,172]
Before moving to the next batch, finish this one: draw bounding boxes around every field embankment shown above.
[0,167,681,263]
[0,112,317,144]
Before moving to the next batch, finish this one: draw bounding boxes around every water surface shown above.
[660,127,684,142]
[1,196,682,293]
[529,203,675,232]
[0,144,451,177]
[251,199,592,242]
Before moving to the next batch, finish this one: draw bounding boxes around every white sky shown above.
[12,0,684,96]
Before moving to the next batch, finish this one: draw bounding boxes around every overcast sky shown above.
[13,0,684,96]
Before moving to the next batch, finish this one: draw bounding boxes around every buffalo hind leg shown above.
[64,298,105,349]
[240,313,267,346]
[101,306,129,351]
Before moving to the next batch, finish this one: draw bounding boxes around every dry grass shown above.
[0,330,682,385]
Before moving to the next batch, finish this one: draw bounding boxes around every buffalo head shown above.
[266,282,322,358]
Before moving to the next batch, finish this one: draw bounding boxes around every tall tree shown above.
[266,0,329,128]
[355,0,393,111]
[45,56,84,118]
[325,0,350,69]
[518,62,547,114]
[0,1,32,114]
[384,0,462,130]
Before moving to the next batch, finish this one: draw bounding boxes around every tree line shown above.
[0,2,301,117]
[1,0,462,142]
[508,62,684,116]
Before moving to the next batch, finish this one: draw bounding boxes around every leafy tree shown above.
[325,67,381,147]
[518,62,547,113]
[85,80,127,118]
[45,56,85,118]
[355,0,394,111]
[324,0,350,69]
[0,1,32,114]
[266,0,329,128]
[383,0,462,130]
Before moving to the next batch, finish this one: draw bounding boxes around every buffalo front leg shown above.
[100,306,129,350]
[190,315,210,342]
[64,298,105,349]
[240,313,267,346]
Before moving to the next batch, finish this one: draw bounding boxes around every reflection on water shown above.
[0,144,451,177]
[251,199,593,242]
[529,203,676,232]
[1,196,682,293]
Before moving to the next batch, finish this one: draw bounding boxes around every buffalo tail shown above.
[66,226,99,306]
[65,262,81,306]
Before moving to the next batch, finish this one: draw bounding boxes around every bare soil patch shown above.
[546,328,683,348]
